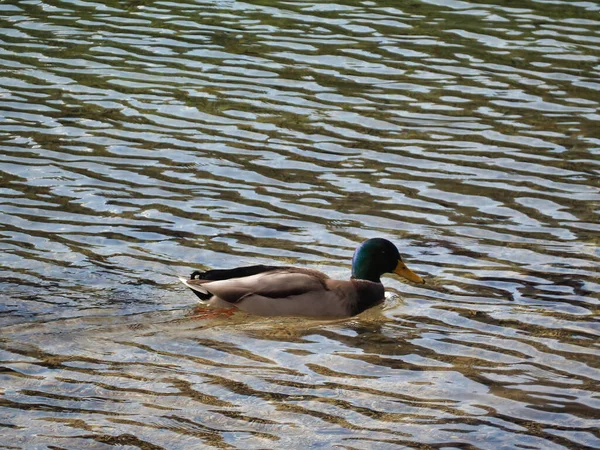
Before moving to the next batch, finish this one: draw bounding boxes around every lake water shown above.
[1,0,599,448]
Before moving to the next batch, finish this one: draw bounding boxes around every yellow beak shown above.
[394,260,425,284]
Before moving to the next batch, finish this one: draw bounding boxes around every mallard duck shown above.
[179,238,424,318]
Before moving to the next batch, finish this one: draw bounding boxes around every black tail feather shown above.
[190,265,285,281]
[189,288,212,301]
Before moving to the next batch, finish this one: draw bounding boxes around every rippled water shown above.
[1,0,599,448]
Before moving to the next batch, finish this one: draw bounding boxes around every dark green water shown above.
[1,0,599,448]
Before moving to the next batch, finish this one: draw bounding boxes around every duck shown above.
[179,238,424,318]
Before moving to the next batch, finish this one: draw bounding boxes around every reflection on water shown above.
[1,0,599,448]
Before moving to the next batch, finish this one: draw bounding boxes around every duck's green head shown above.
[351,238,424,284]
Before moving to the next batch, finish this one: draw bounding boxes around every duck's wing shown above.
[180,266,329,304]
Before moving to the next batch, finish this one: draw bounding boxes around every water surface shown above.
[1,0,599,448]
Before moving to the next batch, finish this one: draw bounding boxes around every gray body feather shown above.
[179,267,385,318]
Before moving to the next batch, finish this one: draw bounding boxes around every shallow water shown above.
[1,0,599,448]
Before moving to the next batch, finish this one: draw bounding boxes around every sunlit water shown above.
[1,0,599,448]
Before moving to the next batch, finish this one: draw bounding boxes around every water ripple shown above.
[1,0,599,448]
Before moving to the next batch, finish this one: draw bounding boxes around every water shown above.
[1,0,599,448]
